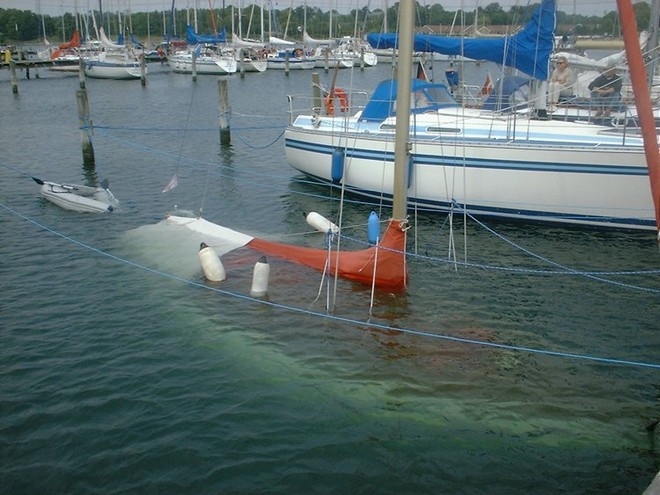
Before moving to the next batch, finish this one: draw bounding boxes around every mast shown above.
[391,0,413,221]
[617,0,660,234]
[329,1,333,39]
[260,0,264,43]
[208,0,218,35]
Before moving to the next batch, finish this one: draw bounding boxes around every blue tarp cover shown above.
[366,0,555,80]
[186,25,227,44]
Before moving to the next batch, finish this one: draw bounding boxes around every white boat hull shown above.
[83,49,145,80]
[169,53,237,75]
[266,57,316,70]
[84,60,144,79]
[353,51,378,67]
[313,56,353,69]
[310,48,354,69]
[285,110,655,230]
[238,60,267,73]
[37,180,118,213]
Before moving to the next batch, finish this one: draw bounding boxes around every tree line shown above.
[0,1,653,46]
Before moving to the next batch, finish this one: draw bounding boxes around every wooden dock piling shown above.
[140,50,147,87]
[312,72,322,115]
[76,88,95,167]
[218,78,231,146]
[9,60,18,94]
[78,57,86,89]
[239,48,245,79]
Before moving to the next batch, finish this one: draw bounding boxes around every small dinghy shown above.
[33,177,119,213]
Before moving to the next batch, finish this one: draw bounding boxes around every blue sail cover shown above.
[366,0,555,80]
[186,25,227,44]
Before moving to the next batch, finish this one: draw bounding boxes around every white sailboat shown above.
[283,0,659,232]
[84,27,145,80]
[168,44,238,75]
[168,24,238,76]
[231,2,268,73]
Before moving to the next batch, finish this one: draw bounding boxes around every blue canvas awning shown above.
[186,25,227,44]
[366,0,555,80]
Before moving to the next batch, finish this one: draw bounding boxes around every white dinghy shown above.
[33,177,119,213]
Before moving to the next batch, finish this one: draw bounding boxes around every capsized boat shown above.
[163,5,415,291]
[283,0,658,231]
[33,177,119,213]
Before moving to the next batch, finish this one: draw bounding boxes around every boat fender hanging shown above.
[331,148,344,183]
[368,211,380,245]
[324,87,349,115]
[407,155,414,189]
[250,256,270,297]
[305,211,340,235]
[198,242,226,282]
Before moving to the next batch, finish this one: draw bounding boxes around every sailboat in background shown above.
[48,30,85,72]
[231,3,268,73]
[283,0,659,232]
[168,25,238,75]
[168,2,237,76]
[164,1,415,290]
[304,31,355,69]
[84,27,146,79]
[303,4,354,69]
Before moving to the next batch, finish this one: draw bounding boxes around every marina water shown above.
[1,59,659,494]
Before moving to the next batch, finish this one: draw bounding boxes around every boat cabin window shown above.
[410,85,459,113]
[426,127,461,134]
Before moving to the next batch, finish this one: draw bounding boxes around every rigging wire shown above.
[173,80,200,213]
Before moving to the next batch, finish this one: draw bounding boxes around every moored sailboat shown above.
[168,26,238,75]
[83,28,146,80]
[283,0,659,232]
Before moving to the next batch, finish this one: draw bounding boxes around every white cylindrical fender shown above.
[198,242,226,282]
[305,211,339,234]
[250,256,270,297]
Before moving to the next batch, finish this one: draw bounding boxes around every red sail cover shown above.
[248,219,407,290]
[58,30,80,50]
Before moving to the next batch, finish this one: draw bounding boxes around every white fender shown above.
[305,211,339,234]
[250,256,270,297]
[198,242,226,282]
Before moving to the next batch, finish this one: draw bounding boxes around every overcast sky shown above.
[0,0,627,17]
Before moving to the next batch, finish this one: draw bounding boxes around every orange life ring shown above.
[324,88,349,115]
